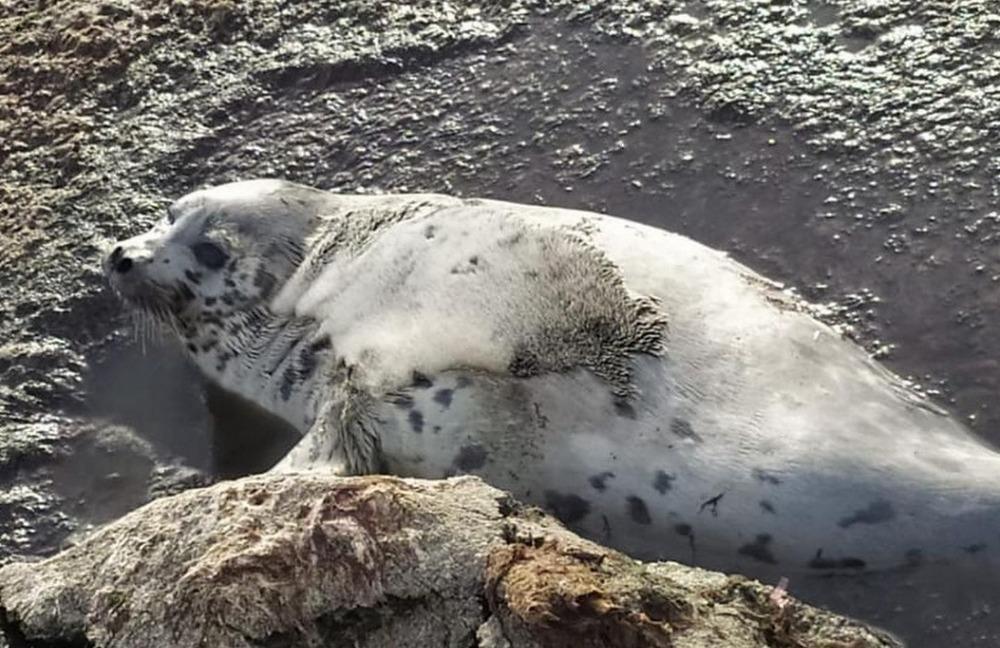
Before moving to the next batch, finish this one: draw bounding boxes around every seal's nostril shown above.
[115,257,133,274]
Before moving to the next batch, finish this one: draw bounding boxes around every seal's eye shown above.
[192,241,228,270]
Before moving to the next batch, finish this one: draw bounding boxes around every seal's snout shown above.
[104,230,162,277]
[103,234,162,299]
[109,246,133,274]
[104,244,139,280]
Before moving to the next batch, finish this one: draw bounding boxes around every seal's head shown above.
[104,179,326,342]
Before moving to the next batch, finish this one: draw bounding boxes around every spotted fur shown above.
[106,180,1000,580]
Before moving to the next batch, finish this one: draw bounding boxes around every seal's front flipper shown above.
[269,383,381,474]
[269,419,348,474]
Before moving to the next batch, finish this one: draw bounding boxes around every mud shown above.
[3,1,1000,645]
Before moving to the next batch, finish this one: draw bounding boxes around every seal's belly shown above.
[375,359,765,571]
[375,356,1000,576]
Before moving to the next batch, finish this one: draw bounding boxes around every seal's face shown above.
[104,179,322,342]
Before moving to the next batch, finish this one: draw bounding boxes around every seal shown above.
[105,179,1000,577]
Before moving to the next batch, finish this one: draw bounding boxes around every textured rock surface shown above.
[4,0,1000,645]
[0,474,899,648]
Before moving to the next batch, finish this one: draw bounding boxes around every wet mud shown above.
[3,1,1000,645]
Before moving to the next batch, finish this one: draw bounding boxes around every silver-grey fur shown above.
[105,179,1000,579]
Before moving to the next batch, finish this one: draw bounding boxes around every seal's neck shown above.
[181,307,334,434]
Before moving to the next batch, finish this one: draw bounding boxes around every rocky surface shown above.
[3,0,1000,645]
[0,474,900,648]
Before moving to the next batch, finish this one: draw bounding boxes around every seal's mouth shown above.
[117,286,175,319]
[110,281,179,335]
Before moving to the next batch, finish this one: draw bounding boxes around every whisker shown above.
[141,311,152,354]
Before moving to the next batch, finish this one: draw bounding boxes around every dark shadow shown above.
[82,338,299,478]
[82,339,213,470]
[204,381,300,478]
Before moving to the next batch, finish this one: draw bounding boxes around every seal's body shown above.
[106,180,1000,576]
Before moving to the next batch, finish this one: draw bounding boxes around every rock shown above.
[0,474,899,648]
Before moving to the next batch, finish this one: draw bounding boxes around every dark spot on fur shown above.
[671,418,702,443]
[627,495,652,525]
[184,270,202,285]
[614,401,637,420]
[186,343,197,353]
[254,266,277,297]
[178,283,196,302]
[589,471,615,491]
[411,371,433,388]
[964,543,988,554]
[298,346,319,380]
[204,297,216,306]
[424,224,436,239]
[408,410,424,434]
[652,470,674,494]
[759,500,776,514]
[675,523,692,536]
[309,336,332,352]
[699,493,724,516]
[544,491,591,524]
[434,389,454,409]
[500,231,524,247]
[454,444,488,471]
[808,549,867,570]
[738,534,777,564]
[752,468,782,485]
[450,256,482,275]
[838,499,896,528]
